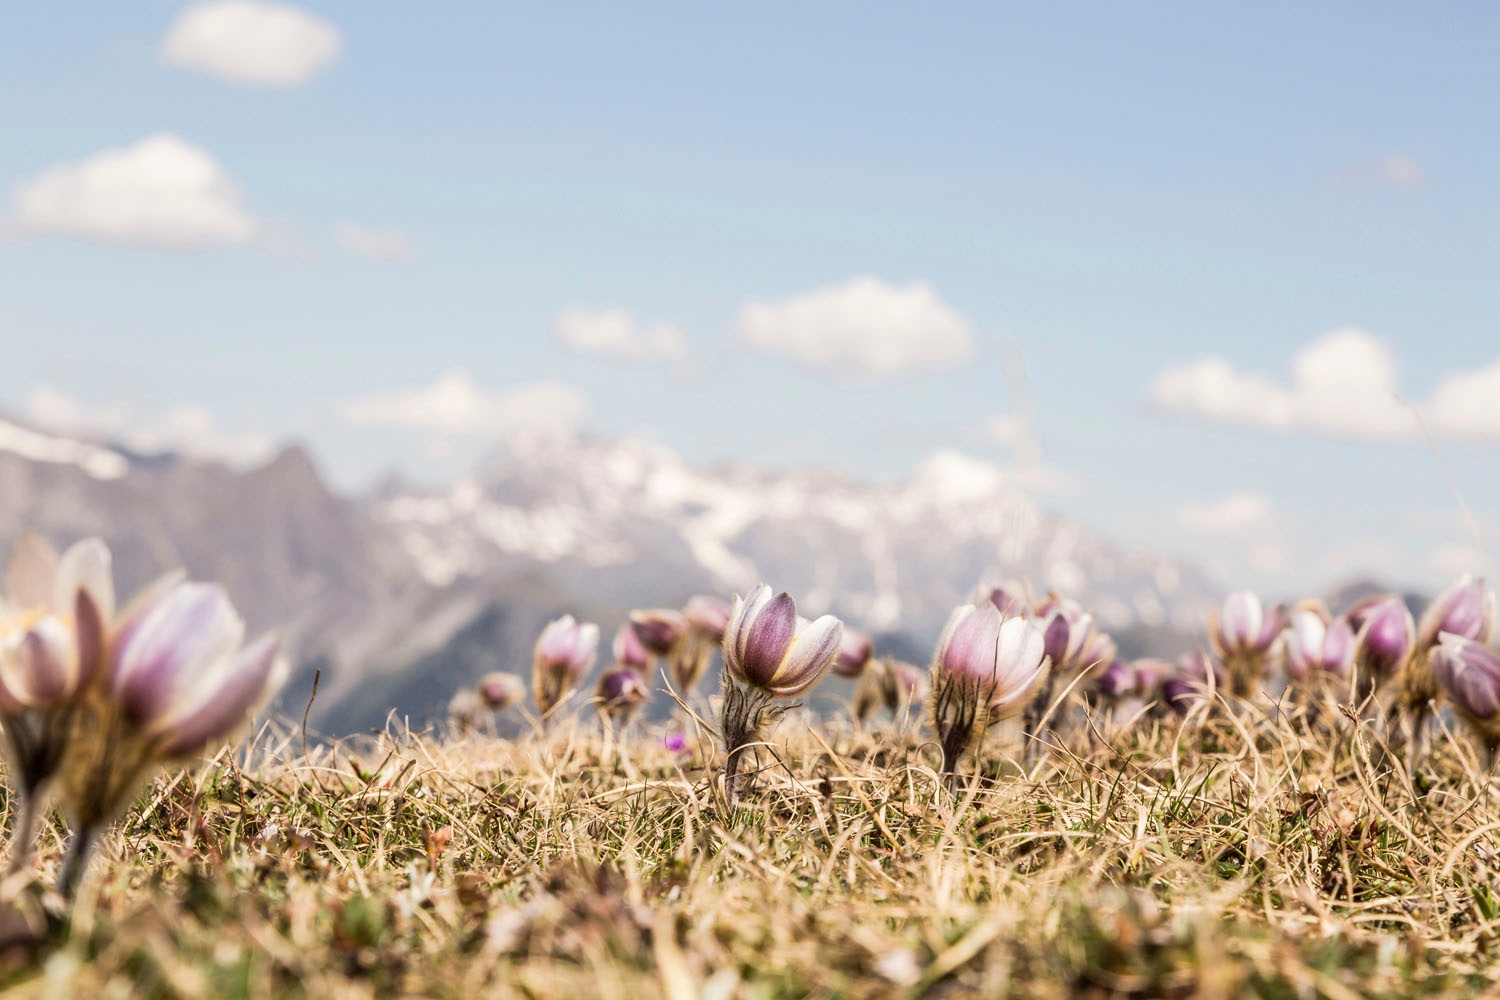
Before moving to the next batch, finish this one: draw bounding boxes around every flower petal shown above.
[3,533,57,608]
[767,614,841,696]
[157,633,282,756]
[54,537,115,623]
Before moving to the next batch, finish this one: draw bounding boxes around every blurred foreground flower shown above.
[531,615,600,719]
[1208,591,1285,697]
[719,583,841,810]
[1430,633,1500,763]
[0,535,113,872]
[60,575,283,896]
[928,601,1048,774]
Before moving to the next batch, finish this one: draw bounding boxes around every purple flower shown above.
[612,623,651,672]
[476,672,525,711]
[1283,605,1355,680]
[531,614,600,716]
[595,666,650,721]
[682,595,732,642]
[832,627,874,679]
[1094,659,1137,700]
[1431,634,1500,746]
[723,584,842,699]
[934,602,1049,717]
[107,581,284,758]
[1210,591,1286,658]
[660,732,689,754]
[629,609,688,657]
[1346,594,1415,679]
[1162,652,1223,715]
[983,581,1032,619]
[1418,575,1497,648]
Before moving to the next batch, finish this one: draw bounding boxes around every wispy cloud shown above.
[339,371,589,439]
[161,1,343,88]
[733,277,976,379]
[335,222,416,261]
[1147,327,1500,441]
[553,308,688,366]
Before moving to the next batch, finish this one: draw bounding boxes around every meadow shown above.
[4,692,1497,999]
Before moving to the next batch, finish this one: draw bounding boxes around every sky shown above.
[3,2,1500,599]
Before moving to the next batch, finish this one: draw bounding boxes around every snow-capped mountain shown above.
[0,414,1221,733]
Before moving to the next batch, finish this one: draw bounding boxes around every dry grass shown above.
[2,691,1499,998]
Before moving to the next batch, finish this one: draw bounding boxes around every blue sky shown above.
[3,2,1500,597]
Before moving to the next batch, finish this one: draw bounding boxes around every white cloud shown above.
[553,308,688,364]
[733,277,976,378]
[1148,327,1500,442]
[1177,492,1275,536]
[10,134,257,250]
[339,372,589,439]
[161,1,342,88]
[335,222,416,261]
[24,384,275,467]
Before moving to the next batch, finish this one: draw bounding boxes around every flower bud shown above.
[1283,604,1354,680]
[1162,652,1223,714]
[629,609,687,657]
[683,595,732,641]
[1094,658,1137,700]
[1346,594,1414,679]
[930,602,1048,771]
[1210,591,1286,658]
[596,666,650,722]
[1431,634,1500,745]
[832,627,874,679]
[476,672,525,711]
[1417,575,1497,648]
[531,614,600,716]
[612,623,651,672]
[724,584,841,698]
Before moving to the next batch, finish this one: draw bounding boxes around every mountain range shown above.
[0,414,1222,734]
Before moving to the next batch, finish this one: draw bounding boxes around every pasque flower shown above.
[1345,594,1414,703]
[476,672,526,712]
[670,595,732,694]
[1162,652,1223,715]
[1208,590,1286,696]
[629,608,687,658]
[595,666,650,725]
[0,534,113,871]
[718,583,842,809]
[611,623,651,673]
[531,614,600,718]
[832,627,874,679]
[928,601,1049,773]
[1398,575,1497,764]
[1283,603,1356,681]
[58,574,282,896]
[1430,633,1500,762]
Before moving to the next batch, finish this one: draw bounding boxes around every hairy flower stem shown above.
[54,703,156,898]
[931,674,986,775]
[719,675,776,814]
[2,708,74,874]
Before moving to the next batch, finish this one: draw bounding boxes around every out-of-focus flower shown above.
[58,572,282,896]
[1416,575,1496,648]
[1283,603,1355,681]
[531,614,600,718]
[612,624,651,673]
[667,596,731,695]
[832,627,874,679]
[660,731,690,755]
[1093,659,1136,701]
[929,601,1049,773]
[629,609,687,658]
[718,583,842,810]
[0,534,114,872]
[476,672,526,712]
[1208,591,1285,696]
[1162,652,1223,715]
[1431,633,1500,759]
[1346,594,1415,692]
[1402,576,1496,764]
[982,580,1032,619]
[595,666,649,724]
[682,595,732,642]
